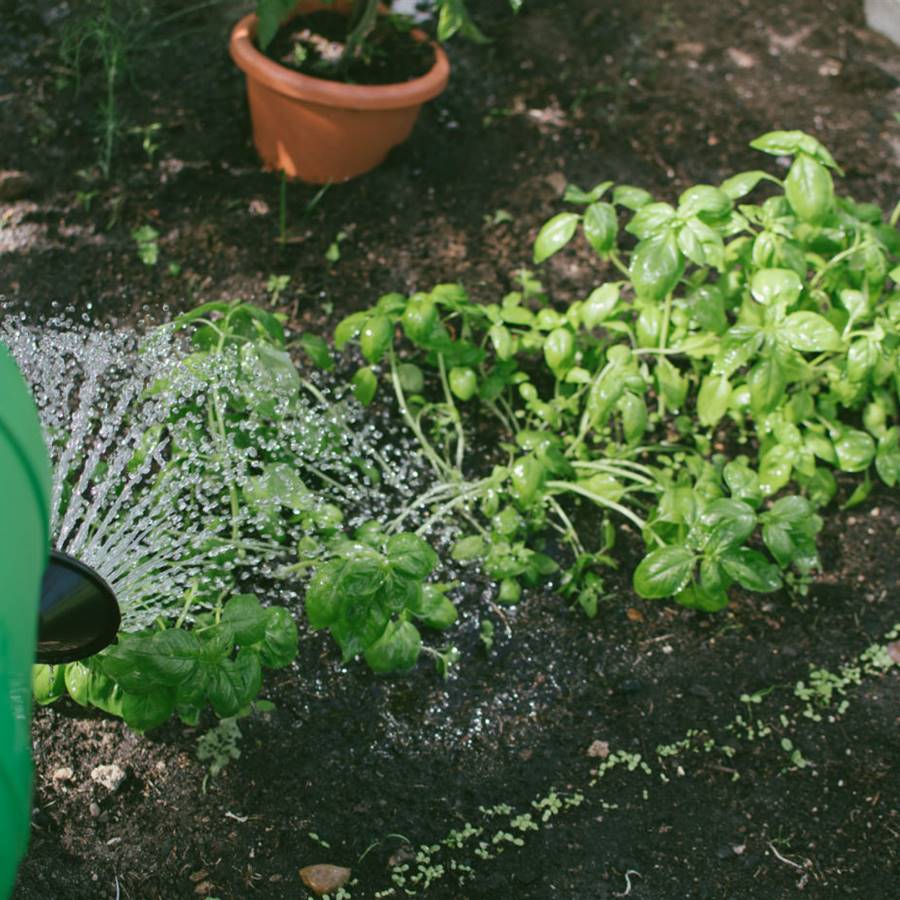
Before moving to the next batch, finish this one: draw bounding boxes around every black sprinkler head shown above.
[36,549,121,664]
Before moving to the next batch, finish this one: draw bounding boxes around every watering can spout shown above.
[37,550,121,664]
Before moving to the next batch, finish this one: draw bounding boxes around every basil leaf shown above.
[222,594,270,645]
[258,607,298,668]
[633,546,696,599]
[630,231,684,301]
[780,312,842,352]
[583,202,618,254]
[697,373,731,427]
[534,212,580,263]
[720,548,782,593]
[363,620,422,674]
[387,533,438,579]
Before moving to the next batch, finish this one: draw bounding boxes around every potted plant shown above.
[229,0,517,183]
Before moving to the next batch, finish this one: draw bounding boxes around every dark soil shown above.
[265,11,434,84]
[3,0,899,898]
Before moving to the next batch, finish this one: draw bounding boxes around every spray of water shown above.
[2,313,430,631]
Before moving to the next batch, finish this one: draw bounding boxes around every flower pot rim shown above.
[229,10,450,111]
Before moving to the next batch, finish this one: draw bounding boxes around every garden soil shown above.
[2,1,898,897]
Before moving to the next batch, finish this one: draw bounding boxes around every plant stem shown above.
[389,349,454,479]
[546,479,648,532]
[437,354,467,472]
[656,290,674,420]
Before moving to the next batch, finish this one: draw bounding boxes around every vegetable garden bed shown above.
[3,1,898,898]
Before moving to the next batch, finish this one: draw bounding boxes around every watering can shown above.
[0,343,120,897]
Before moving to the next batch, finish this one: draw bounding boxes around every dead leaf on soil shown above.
[626,607,644,622]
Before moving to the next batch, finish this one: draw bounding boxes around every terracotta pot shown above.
[229,2,450,183]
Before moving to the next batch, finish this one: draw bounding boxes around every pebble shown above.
[586,739,610,759]
[299,864,351,895]
[89,802,101,818]
[90,764,126,792]
[52,767,74,782]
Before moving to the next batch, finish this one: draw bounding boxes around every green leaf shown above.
[386,533,438,580]
[677,185,731,220]
[396,363,424,395]
[336,553,387,597]
[750,268,803,308]
[630,231,684,301]
[563,180,613,204]
[414,586,458,630]
[833,429,876,472]
[723,461,762,507]
[785,155,834,225]
[583,202,618,254]
[701,498,758,552]
[875,428,900,487]
[582,284,621,328]
[780,312,841,352]
[720,170,779,200]
[305,559,343,629]
[721,548,781,593]
[534,212,580,263]
[256,0,296,50]
[847,337,877,382]
[697,373,731,427]
[750,131,840,170]
[656,358,688,410]
[759,444,796,496]
[121,689,175,732]
[363,620,422,673]
[451,534,487,561]
[619,392,648,444]
[207,651,262,718]
[677,217,725,269]
[32,664,66,705]
[298,333,334,370]
[258,607,298,668]
[613,184,653,210]
[222,594,269,645]
[334,311,368,349]
[676,583,730,612]
[633,546,696,599]
[748,355,786,414]
[360,315,392,364]
[352,366,378,405]
[626,202,677,240]
[253,344,300,395]
[449,366,478,401]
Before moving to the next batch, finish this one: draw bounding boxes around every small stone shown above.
[727,47,757,69]
[626,607,644,622]
[886,641,900,665]
[0,170,33,201]
[587,740,610,759]
[544,172,567,196]
[52,767,74,782]
[299,864,351,895]
[89,802,101,818]
[248,198,270,217]
[90,764,126,792]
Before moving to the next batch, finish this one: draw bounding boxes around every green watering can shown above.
[0,343,120,897]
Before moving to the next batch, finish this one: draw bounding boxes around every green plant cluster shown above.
[32,594,296,731]
[320,131,898,619]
